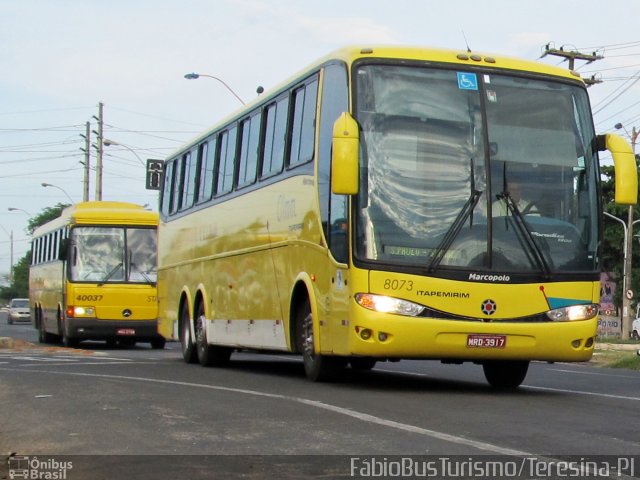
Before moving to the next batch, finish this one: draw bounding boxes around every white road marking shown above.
[0,367,529,456]
[378,368,640,402]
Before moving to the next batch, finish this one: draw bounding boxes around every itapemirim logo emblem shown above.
[481,299,497,316]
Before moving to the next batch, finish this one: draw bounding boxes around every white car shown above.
[632,318,640,340]
[7,298,30,324]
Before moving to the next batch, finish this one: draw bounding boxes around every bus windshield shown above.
[354,63,598,275]
[69,226,157,283]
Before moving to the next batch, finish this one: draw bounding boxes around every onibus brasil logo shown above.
[8,456,73,479]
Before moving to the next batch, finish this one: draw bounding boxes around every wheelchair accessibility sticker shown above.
[457,72,478,90]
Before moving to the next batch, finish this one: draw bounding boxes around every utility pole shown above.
[80,121,91,202]
[542,44,603,70]
[93,102,104,201]
[541,44,604,86]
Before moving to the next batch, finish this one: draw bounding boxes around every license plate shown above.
[117,328,136,336]
[467,334,506,348]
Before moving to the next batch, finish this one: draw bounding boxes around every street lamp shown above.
[0,224,13,283]
[8,207,31,215]
[103,139,146,167]
[183,72,246,105]
[613,122,639,339]
[41,182,74,204]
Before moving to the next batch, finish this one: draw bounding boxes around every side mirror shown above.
[598,133,638,205]
[331,112,360,195]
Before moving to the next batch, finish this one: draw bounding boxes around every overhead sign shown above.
[146,159,163,190]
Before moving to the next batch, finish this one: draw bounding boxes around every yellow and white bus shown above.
[154,46,636,387]
[30,201,164,349]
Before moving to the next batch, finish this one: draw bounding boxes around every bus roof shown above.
[168,45,583,160]
[32,201,158,237]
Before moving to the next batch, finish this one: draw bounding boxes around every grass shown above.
[591,347,640,370]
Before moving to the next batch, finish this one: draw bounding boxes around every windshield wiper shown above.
[497,192,552,276]
[130,262,155,284]
[427,189,482,272]
[98,262,123,286]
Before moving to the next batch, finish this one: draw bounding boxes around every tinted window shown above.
[261,96,289,177]
[289,78,318,166]
[197,139,216,203]
[160,160,174,216]
[170,158,184,214]
[238,112,261,188]
[216,126,237,195]
[180,151,197,210]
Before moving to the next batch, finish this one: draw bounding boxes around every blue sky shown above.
[1,0,640,276]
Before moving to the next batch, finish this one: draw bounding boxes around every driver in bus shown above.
[492,179,538,216]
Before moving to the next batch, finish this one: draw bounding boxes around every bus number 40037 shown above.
[467,334,507,348]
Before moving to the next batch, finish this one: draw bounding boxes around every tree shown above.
[0,203,69,300]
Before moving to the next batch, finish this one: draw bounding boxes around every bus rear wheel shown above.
[482,360,529,389]
[180,302,197,363]
[195,304,231,367]
[297,299,345,382]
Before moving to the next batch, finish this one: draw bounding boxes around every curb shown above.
[594,342,639,352]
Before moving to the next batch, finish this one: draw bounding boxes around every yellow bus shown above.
[30,201,165,349]
[154,46,637,388]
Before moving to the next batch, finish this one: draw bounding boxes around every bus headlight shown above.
[545,304,598,322]
[355,293,425,317]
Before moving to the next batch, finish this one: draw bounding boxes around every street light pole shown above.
[103,139,146,167]
[41,183,74,204]
[614,123,639,339]
[0,224,13,283]
[183,73,246,105]
[8,207,31,215]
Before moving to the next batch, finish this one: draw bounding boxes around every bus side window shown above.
[179,151,192,211]
[261,95,289,178]
[160,160,175,217]
[197,138,216,203]
[216,126,238,196]
[181,149,199,211]
[171,155,185,213]
[289,77,318,167]
[238,112,261,188]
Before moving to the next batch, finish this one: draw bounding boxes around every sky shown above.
[1,0,640,279]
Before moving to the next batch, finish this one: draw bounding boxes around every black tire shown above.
[297,299,345,382]
[61,325,79,348]
[632,330,640,341]
[38,313,57,344]
[180,302,198,363]
[350,357,377,371]
[150,337,166,349]
[195,303,231,367]
[482,360,529,389]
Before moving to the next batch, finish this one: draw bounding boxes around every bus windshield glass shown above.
[354,63,598,274]
[69,227,157,283]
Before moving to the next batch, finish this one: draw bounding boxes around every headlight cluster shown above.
[545,304,598,322]
[355,293,425,317]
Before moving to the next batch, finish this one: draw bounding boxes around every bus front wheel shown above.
[482,360,529,389]
[297,299,345,382]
